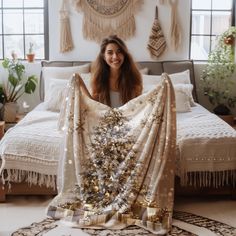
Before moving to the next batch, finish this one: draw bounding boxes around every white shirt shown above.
[109,91,123,108]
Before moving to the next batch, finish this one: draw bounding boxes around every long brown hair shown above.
[91,35,142,106]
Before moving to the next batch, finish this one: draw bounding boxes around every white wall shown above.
[1,0,235,115]
[49,0,190,61]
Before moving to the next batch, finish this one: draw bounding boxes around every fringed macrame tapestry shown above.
[60,0,74,53]
[73,0,143,43]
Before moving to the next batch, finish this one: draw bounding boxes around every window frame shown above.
[0,0,49,60]
[189,0,235,61]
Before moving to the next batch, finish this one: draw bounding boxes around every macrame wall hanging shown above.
[73,0,144,43]
[147,6,166,58]
[60,0,74,53]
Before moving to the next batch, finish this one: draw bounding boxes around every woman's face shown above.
[103,43,125,71]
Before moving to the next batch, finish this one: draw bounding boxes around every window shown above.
[0,0,48,60]
[190,0,234,60]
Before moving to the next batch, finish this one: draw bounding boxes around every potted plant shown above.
[0,58,38,122]
[26,42,35,63]
[201,27,236,124]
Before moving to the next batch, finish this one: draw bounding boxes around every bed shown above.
[0,60,236,202]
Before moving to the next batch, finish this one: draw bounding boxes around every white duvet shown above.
[0,103,236,188]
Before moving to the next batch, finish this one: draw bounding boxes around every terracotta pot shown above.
[3,102,19,123]
[26,53,35,63]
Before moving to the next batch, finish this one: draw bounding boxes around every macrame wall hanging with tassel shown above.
[147,6,166,58]
[73,0,143,43]
[60,0,74,53]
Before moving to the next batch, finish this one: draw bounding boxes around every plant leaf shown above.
[24,75,38,93]
[8,74,18,87]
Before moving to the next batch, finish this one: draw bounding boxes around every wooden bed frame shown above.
[1,60,235,202]
[1,177,235,202]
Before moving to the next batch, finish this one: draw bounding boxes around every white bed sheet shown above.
[176,104,236,186]
[0,103,236,188]
[0,103,61,188]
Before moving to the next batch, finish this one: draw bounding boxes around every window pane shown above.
[0,37,3,59]
[212,0,232,10]
[212,11,231,35]
[25,9,44,34]
[24,0,44,8]
[4,35,24,58]
[192,11,211,34]
[211,36,217,50]
[192,0,211,9]
[0,13,2,34]
[3,0,23,8]
[191,36,210,60]
[25,35,44,59]
[3,9,23,34]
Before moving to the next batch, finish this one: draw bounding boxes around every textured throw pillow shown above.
[42,64,90,100]
[44,79,68,112]
[142,70,196,106]
[139,67,149,75]
[174,84,193,113]
[44,73,92,112]
[168,70,191,85]
[142,74,162,93]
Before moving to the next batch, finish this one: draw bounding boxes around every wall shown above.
[1,0,235,115]
[49,0,190,61]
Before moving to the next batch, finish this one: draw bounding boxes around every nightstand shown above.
[218,115,234,126]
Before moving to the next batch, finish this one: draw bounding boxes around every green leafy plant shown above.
[0,58,38,103]
[201,26,236,115]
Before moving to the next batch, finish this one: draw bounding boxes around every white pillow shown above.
[139,67,149,75]
[168,70,191,84]
[142,74,162,93]
[175,90,191,113]
[142,70,196,106]
[80,73,92,93]
[174,84,193,113]
[44,79,68,112]
[44,73,92,112]
[42,64,90,100]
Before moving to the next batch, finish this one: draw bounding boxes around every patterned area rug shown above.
[11,211,236,236]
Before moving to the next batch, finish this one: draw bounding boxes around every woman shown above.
[48,35,176,235]
[77,35,143,107]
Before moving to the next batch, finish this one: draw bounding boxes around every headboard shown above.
[41,60,197,102]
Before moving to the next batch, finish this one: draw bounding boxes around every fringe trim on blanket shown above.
[180,170,236,188]
[73,0,143,42]
[1,169,56,190]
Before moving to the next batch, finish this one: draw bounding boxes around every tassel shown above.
[169,0,181,51]
[60,0,74,53]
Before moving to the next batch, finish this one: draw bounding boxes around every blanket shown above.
[46,73,176,235]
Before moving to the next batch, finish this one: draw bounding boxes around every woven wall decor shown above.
[169,0,181,50]
[60,0,74,53]
[73,0,143,43]
[147,6,166,58]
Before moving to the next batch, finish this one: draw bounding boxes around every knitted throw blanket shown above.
[47,73,176,235]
